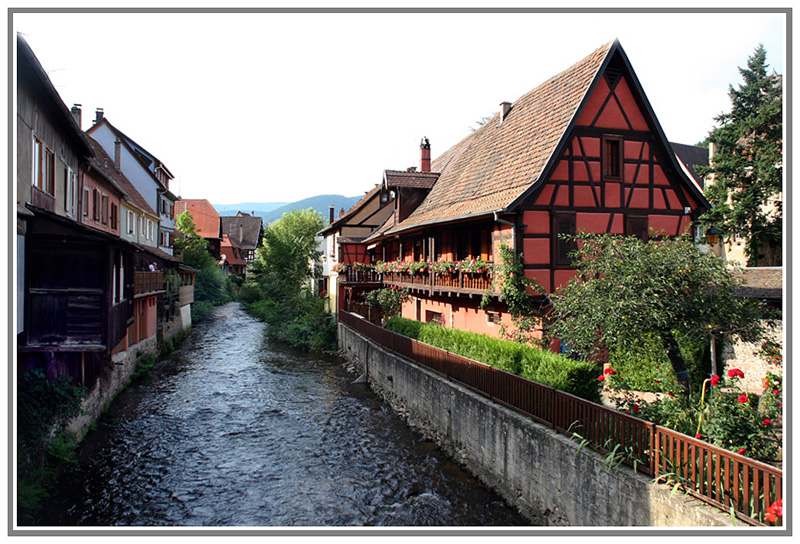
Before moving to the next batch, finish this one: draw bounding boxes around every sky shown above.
[11,5,788,206]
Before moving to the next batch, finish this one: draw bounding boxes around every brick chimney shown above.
[94,107,104,125]
[114,137,121,171]
[420,137,431,172]
[499,102,512,125]
[71,104,82,129]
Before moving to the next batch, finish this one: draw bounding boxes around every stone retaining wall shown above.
[339,322,734,527]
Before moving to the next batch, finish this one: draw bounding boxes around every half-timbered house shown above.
[352,40,710,342]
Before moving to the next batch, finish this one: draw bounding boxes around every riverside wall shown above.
[339,322,734,527]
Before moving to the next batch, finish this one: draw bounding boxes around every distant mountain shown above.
[213,202,288,215]
[214,194,361,226]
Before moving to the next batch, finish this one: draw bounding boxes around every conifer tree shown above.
[700,44,783,266]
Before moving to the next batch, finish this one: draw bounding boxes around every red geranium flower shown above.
[598,375,605,382]
[738,448,746,455]
[762,418,772,426]
[738,394,749,404]
[765,498,783,524]
[604,367,612,374]
[710,375,720,386]
[632,405,640,414]
[695,433,702,439]
[654,379,661,384]
[728,368,745,379]
[773,389,780,395]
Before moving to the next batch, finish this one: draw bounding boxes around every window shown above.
[110,203,118,230]
[602,135,623,181]
[625,216,648,241]
[32,137,43,188]
[83,187,90,217]
[93,189,100,221]
[425,311,443,325]
[487,311,501,325]
[101,195,109,224]
[44,149,55,195]
[553,213,576,266]
[127,210,136,234]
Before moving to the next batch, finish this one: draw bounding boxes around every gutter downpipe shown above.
[493,211,516,253]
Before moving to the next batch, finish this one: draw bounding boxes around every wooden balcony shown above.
[30,186,56,213]
[341,268,382,284]
[134,271,165,297]
[383,269,495,297]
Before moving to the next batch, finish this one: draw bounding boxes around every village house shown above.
[17,34,194,397]
[17,34,134,386]
[219,234,248,278]
[220,211,264,265]
[87,112,178,256]
[335,40,711,344]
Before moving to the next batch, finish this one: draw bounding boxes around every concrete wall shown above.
[722,321,783,394]
[339,322,734,527]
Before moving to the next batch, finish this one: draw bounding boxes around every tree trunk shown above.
[662,332,691,400]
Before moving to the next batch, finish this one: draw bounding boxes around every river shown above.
[38,302,528,527]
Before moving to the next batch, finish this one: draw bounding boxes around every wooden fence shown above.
[339,311,782,526]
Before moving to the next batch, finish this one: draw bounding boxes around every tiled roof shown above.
[220,235,247,266]
[672,142,710,190]
[386,41,614,234]
[384,170,440,189]
[175,199,221,239]
[221,214,263,250]
[86,137,157,217]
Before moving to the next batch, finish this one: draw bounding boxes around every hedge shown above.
[385,317,601,402]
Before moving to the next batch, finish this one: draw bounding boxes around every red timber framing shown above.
[518,54,704,294]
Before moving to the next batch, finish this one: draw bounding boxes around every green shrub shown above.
[247,292,337,353]
[131,352,156,380]
[191,300,215,323]
[386,317,600,402]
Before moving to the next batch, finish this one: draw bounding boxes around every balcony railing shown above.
[134,271,165,296]
[383,269,494,295]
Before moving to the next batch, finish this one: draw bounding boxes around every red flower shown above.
[765,498,783,524]
[772,389,780,395]
[695,433,702,440]
[728,368,744,379]
[654,379,661,384]
[738,448,746,455]
[762,418,772,426]
[604,367,612,374]
[668,392,676,398]
[710,375,720,386]
[632,405,640,414]
[608,369,617,375]
[738,394,749,404]
[598,375,605,382]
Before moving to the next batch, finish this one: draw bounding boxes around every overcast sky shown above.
[12,7,787,205]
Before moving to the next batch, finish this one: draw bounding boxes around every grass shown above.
[386,317,601,402]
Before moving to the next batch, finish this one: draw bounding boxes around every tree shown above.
[249,208,324,300]
[174,211,215,270]
[546,233,775,399]
[174,210,225,306]
[700,44,783,266]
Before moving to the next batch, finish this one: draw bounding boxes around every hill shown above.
[214,194,361,226]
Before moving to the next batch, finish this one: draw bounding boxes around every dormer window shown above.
[602,135,623,181]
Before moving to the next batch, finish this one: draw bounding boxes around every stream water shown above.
[38,302,528,527]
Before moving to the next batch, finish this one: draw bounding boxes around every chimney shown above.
[94,107,104,125]
[329,205,335,224]
[420,137,431,172]
[114,137,121,171]
[71,104,82,129]
[499,102,512,125]
[339,207,345,218]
